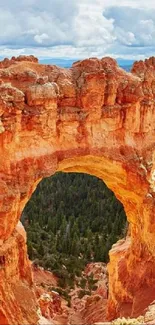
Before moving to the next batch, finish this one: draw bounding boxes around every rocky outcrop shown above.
[33,265,69,324]
[0,222,38,324]
[0,55,155,323]
[32,263,57,289]
[70,263,108,324]
[33,262,108,325]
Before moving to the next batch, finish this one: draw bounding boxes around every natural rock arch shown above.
[0,55,155,324]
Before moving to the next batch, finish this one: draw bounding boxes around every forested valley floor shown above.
[22,172,127,300]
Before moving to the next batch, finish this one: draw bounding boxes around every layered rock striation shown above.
[0,55,155,323]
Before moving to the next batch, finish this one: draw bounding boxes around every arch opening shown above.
[1,151,153,324]
[22,170,127,276]
[18,153,154,322]
[22,169,127,323]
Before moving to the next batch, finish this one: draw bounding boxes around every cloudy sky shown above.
[0,0,155,60]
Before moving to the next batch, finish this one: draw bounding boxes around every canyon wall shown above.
[0,55,155,323]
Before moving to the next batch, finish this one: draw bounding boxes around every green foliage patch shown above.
[22,172,127,288]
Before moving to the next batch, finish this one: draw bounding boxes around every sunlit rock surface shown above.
[0,55,155,323]
[0,221,38,324]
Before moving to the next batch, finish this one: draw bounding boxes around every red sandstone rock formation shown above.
[0,55,155,324]
[32,263,58,289]
[32,265,69,324]
[33,262,108,325]
[69,263,108,324]
[0,222,38,324]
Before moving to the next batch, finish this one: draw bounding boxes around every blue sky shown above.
[0,0,155,60]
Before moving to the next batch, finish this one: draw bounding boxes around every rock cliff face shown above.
[0,55,155,323]
[0,221,38,324]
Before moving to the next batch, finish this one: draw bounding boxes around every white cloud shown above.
[0,0,155,59]
[34,33,49,44]
[74,3,115,48]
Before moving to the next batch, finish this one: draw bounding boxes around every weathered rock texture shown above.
[0,55,155,323]
[69,263,108,325]
[0,221,38,324]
